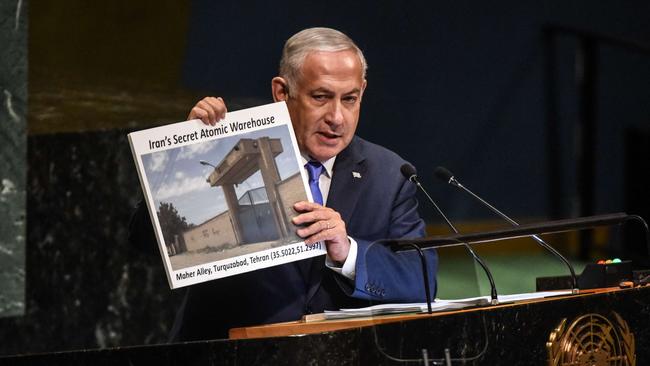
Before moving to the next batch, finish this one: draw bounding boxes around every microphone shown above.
[434,166,579,294]
[401,163,499,304]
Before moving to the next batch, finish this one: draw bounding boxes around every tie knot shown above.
[305,161,324,182]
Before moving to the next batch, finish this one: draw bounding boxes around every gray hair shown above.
[279,27,367,96]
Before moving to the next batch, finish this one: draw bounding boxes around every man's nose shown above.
[325,100,344,127]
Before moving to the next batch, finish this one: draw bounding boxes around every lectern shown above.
[2,213,648,365]
[0,286,647,365]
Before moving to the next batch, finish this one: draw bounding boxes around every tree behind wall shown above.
[157,202,192,254]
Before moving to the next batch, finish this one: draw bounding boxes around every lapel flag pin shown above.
[352,172,362,178]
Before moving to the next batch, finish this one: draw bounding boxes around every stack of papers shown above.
[323,290,572,320]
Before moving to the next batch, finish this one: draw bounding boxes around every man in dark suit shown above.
[130,27,437,341]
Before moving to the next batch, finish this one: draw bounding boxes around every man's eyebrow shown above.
[309,87,361,95]
[310,87,334,94]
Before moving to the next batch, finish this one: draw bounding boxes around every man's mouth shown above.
[317,131,342,139]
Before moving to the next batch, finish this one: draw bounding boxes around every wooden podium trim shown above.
[228,287,622,340]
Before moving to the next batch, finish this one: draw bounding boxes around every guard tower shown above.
[206,137,290,244]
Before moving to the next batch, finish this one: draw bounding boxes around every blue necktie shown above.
[305,161,324,205]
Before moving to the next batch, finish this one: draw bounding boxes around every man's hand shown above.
[292,201,350,263]
[188,97,227,126]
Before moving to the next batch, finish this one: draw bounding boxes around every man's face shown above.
[285,50,366,162]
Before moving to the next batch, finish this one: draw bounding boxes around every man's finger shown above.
[188,107,209,124]
[301,223,339,244]
[294,207,343,227]
[216,97,227,119]
[296,222,317,239]
[296,219,326,237]
[292,210,332,226]
[188,97,228,126]
[293,200,323,212]
[204,97,227,121]
[197,100,218,125]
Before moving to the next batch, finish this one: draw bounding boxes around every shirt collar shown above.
[301,153,336,178]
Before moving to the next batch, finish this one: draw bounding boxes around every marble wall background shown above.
[0,129,185,355]
[0,0,27,317]
[0,0,196,353]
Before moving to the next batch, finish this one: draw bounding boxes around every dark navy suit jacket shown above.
[129,136,438,341]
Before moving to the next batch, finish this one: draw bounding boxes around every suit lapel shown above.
[305,137,367,304]
[326,137,367,221]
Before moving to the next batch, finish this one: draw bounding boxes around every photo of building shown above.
[140,124,308,271]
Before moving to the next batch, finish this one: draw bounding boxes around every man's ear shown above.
[359,79,368,102]
[271,77,289,102]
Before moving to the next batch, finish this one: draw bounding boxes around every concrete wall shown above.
[182,211,236,252]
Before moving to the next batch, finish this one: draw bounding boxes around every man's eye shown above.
[343,96,358,104]
[312,95,327,101]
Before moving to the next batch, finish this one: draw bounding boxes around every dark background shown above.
[0,0,648,356]
[180,1,650,224]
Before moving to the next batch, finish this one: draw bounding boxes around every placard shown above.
[128,102,325,288]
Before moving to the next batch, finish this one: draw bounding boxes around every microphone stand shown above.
[406,171,499,305]
[401,243,434,314]
[436,167,579,294]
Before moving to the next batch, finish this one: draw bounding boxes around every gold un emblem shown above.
[547,312,636,366]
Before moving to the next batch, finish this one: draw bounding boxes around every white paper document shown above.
[323,290,572,319]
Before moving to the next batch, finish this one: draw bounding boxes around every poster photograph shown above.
[128,102,326,288]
